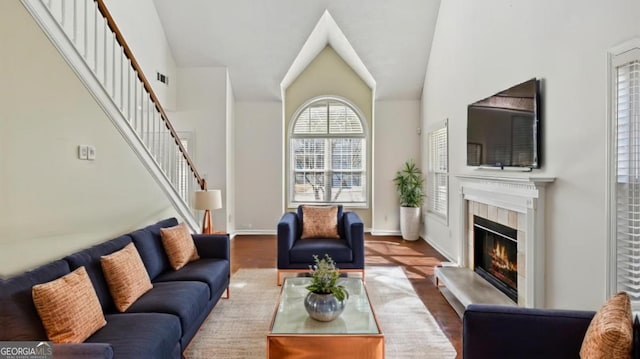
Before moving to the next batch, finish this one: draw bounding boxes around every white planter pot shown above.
[400,207,421,241]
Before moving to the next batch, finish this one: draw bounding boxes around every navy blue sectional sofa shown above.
[2,218,230,359]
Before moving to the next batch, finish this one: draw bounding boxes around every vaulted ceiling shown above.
[152,0,441,101]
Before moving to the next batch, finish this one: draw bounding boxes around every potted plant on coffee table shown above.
[304,254,349,322]
[393,159,425,241]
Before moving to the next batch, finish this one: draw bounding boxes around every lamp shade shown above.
[194,190,222,210]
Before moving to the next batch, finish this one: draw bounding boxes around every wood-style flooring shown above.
[231,234,462,358]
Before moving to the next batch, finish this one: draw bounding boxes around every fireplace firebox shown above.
[473,216,518,302]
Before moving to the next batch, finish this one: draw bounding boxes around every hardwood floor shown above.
[231,234,462,358]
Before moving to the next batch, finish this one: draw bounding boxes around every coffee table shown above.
[267,277,384,358]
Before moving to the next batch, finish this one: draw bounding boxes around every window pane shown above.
[331,139,363,170]
[290,99,367,205]
[293,103,328,135]
[328,138,365,202]
[293,139,325,170]
[615,58,640,310]
[177,138,190,204]
[330,172,366,202]
[427,123,448,220]
[328,102,363,134]
[293,172,326,202]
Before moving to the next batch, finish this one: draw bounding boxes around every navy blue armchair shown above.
[463,304,595,359]
[276,205,365,285]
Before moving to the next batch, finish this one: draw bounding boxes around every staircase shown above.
[21,0,203,231]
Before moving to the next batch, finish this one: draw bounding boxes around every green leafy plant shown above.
[393,160,425,207]
[306,254,349,301]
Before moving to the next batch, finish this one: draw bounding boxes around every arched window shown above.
[289,98,367,206]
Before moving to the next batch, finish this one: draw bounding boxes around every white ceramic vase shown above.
[400,207,421,241]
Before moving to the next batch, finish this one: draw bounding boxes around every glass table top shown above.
[270,277,380,335]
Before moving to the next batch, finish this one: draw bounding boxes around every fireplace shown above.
[473,216,518,302]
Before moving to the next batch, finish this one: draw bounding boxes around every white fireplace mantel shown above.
[457,174,555,213]
[456,174,555,308]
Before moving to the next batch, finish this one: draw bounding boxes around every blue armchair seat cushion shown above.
[64,235,132,313]
[87,313,181,359]
[125,281,209,332]
[153,259,230,299]
[289,238,353,263]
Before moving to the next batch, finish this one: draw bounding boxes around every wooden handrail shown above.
[94,0,205,190]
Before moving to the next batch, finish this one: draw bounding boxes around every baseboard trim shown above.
[423,234,457,263]
[370,230,401,236]
[234,229,277,236]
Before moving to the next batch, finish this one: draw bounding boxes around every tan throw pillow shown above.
[300,205,340,239]
[580,291,633,359]
[101,243,153,312]
[160,222,200,270]
[32,266,106,343]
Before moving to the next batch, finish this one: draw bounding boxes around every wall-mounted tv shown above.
[466,78,541,169]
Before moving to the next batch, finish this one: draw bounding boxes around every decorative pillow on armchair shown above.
[300,205,340,239]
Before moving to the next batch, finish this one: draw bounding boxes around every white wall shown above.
[372,100,421,234]
[225,71,236,234]
[103,0,233,232]
[0,0,177,277]
[234,101,284,233]
[170,67,228,231]
[422,0,640,310]
[103,0,177,110]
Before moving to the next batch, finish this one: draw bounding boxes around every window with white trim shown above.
[427,120,448,221]
[289,98,367,206]
[610,40,640,311]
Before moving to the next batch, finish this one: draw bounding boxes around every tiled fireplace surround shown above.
[457,175,554,307]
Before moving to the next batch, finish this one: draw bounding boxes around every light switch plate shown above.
[87,145,96,160]
[78,145,88,160]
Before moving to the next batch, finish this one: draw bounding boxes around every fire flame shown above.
[491,242,517,272]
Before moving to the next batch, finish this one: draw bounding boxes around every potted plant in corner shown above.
[304,254,349,322]
[393,160,425,241]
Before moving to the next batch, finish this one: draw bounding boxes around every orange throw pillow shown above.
[301,205,340,239]
[580,291,633,359]
[160,222,200,270]
[101,243,153,312]
[32,267,106,343]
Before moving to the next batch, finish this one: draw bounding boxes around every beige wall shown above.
[284,46,373,226]
[0,1,178,277]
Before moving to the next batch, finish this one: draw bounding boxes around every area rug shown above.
[184,267,456,358]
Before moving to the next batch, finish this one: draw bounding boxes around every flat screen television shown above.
[466,78,541,169]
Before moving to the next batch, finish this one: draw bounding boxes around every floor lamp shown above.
[194,189,222,234]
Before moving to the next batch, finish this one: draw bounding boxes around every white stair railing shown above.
[21,0,203,231]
